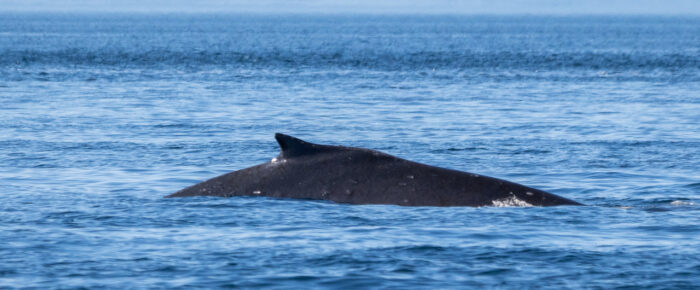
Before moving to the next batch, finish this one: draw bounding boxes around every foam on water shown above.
[491,195,534,207]
[670,200,696,206]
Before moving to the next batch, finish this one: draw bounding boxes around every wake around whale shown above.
[167,133,582,207]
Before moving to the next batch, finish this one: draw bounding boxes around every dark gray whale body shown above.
[168,133,582,207]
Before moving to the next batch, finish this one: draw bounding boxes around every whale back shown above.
[167,133,582,207]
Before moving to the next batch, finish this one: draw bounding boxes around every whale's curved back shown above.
[168,133,582,207]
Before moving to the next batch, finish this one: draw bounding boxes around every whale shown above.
[167,133,582,207]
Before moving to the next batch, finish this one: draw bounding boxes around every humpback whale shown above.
[167,133,582,207]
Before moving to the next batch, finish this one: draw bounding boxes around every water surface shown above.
[1,14,699,288]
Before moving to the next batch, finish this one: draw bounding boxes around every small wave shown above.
[684,182,700,189]
[670,200,696,206]
[512,149,552,154]
[3,49,698,71]
[444,147,484,152]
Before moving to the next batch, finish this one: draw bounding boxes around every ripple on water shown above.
[1,14,699,289]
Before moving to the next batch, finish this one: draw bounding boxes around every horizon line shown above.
[2,11,700,17]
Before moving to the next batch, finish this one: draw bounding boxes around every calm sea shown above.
[1,13,699,288]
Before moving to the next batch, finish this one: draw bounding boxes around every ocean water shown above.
[1,13,699,288]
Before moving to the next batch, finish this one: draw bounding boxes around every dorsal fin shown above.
[275,133,326,158]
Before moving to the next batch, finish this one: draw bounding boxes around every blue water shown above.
[1,13,699,288]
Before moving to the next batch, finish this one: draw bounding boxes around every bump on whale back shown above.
[275,133,333,159]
